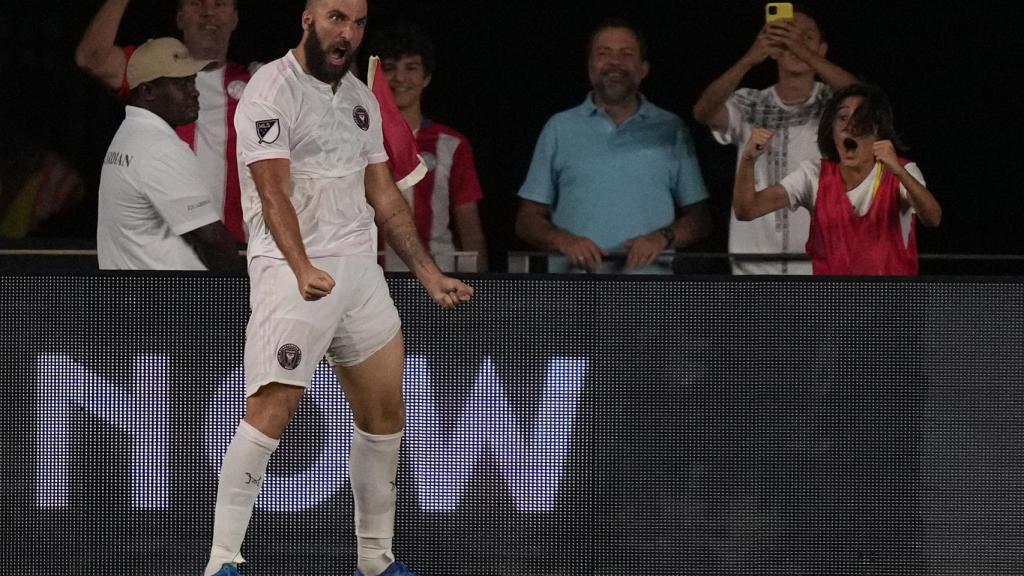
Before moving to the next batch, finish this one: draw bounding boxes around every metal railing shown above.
[506,251,1024,275]
[0,247,484,273]
[1,247,1021,275]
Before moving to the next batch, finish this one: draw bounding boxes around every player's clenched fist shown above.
[296,266,335,301]
[425,275,474,310]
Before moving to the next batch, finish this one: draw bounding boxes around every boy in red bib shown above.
[732,84,941,275]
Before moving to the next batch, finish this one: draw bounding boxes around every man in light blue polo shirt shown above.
[516,18,711,274]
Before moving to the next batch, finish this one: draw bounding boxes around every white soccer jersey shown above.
[235,50,389,261]
[97,106,221,270]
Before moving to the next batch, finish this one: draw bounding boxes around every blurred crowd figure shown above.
[1,65,85,239]
[367,23,489,272]
[0,137,85,240]
[515,19,712,274]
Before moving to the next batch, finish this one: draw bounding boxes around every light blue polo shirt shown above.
[518,93,708,253]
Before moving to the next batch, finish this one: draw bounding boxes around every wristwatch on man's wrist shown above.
[657,226,676,249]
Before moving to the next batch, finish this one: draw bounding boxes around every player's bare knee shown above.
[245,382,305,437]
[353,400,406,435]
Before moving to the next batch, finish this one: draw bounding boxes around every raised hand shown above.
[763,20,794,46]
[743,24,782,65]
[872,140,900,171]
[742,127,776,161]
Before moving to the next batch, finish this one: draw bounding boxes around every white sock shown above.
[204,420,280,576]
[351,427,403,576]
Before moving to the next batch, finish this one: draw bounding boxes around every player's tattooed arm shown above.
[364,162,441,279]
[365,162,474,309]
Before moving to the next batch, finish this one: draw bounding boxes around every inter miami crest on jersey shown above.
[352,106,370,131]
[256,119,280,144]
[277,343,302,370]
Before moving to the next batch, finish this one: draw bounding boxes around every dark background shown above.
[3,0,1023,269]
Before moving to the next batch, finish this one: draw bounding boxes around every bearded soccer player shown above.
[202,1,473,575]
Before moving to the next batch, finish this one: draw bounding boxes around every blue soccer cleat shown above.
[211,564,240,576]
[354,561,418,576]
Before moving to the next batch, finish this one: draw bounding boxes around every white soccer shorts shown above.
[244,254,402,396]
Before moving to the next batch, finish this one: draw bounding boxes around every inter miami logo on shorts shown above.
[256,119,280,144]
[277,343,302,370]
[352,106,370,131]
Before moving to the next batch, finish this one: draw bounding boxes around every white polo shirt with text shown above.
[97,106,221,270]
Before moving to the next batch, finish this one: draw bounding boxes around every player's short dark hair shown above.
[366,22,436,76]
[587,18,648,61]
[818,83,907,161]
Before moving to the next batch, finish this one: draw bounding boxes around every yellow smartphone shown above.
[765,2,794,22]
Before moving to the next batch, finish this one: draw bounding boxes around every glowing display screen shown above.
[5,275,1023,575]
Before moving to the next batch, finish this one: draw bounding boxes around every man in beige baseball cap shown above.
[96,37,241,271]
[122,37,214,128]
[127,36,214,89]
[77,0,258,244]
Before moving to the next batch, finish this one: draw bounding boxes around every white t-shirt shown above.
[235,51,388,261]
[714,83,831,275]
[97,106,221,270]
[194,68,229,219]
[780,159,925,246]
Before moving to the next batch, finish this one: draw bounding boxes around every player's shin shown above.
[204,420,280,576]
[351,426,403,576]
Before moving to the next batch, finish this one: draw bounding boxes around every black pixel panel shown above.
[4,274,1023,575]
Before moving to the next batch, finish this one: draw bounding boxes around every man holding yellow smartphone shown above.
[693,7,856,275]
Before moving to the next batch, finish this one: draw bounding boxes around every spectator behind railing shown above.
[76,0,256,244]
[692,7,856,275]
[733,83,942,276]
[515,18,711,275]
[366,22,489,273]
[96,38,243,272]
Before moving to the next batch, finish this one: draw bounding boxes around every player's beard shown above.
[304,21,353,85]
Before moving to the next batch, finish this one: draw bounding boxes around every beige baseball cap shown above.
[126,37,214,90]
